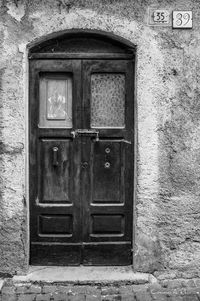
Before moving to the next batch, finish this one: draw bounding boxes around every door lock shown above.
[71,129,99,141]
[82,162,88,169]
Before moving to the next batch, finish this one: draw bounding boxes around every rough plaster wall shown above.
[0,0,200,278]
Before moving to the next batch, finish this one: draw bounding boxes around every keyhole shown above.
[105,162,111,169]
[105,147,110,154]
[82,162,88,169]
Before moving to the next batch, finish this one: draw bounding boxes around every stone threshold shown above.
[11,266,157,285]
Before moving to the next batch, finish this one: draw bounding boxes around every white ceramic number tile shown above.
[173,11,193,28]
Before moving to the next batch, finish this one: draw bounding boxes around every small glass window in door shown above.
[91,73,125,128]
[39,73,72,128]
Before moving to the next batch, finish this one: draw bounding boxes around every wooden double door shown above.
[29,58,134,265]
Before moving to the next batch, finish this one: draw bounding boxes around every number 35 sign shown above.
[173,11,193,28]
[153,10,169,23]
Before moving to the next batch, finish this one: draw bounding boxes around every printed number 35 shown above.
[155,12,165,21]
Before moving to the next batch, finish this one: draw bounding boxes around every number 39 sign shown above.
[173,11,193,28]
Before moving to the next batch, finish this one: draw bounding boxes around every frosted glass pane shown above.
[39,75,72,128]
[47,80,67,120]
[91,73,125,128]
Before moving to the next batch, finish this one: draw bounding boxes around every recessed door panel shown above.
[91,214,124,235]
[39,214,73,235]
[91,140,124,204]
[38,139,72,203]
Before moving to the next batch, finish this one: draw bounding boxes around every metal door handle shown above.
[122,139,131,144]
[52,147,59,166]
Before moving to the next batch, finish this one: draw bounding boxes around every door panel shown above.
[30,244,81,266]
[82,243,132,265]
[38,139,73,203]
[30,60,82,265]
[82,60,131,129]
[91,140,124,204]
[39,214,73,235]
[91,214,124,235]
[81,60,134,265]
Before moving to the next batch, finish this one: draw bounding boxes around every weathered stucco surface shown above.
[0,0,200,279]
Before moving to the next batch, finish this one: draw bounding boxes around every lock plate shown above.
[71,129,99,140]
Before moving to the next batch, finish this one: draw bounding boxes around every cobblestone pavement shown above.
[1,278,200,301]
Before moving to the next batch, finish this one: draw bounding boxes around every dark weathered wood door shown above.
[29,59,134,265]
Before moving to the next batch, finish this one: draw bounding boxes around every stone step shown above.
[1,268,200,300]
[12,266,154,285]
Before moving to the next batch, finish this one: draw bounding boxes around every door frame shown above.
[28,29,137,266]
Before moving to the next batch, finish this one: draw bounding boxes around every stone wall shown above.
[0,0,200,279]
[2,278,200,301]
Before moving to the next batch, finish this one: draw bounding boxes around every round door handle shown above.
[82,162,88,168]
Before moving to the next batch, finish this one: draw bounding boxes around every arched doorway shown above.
[29,30,135,265]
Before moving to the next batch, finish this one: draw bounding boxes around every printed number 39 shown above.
[176,13,190,26]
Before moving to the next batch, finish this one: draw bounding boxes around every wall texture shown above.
[0,0,200,280]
